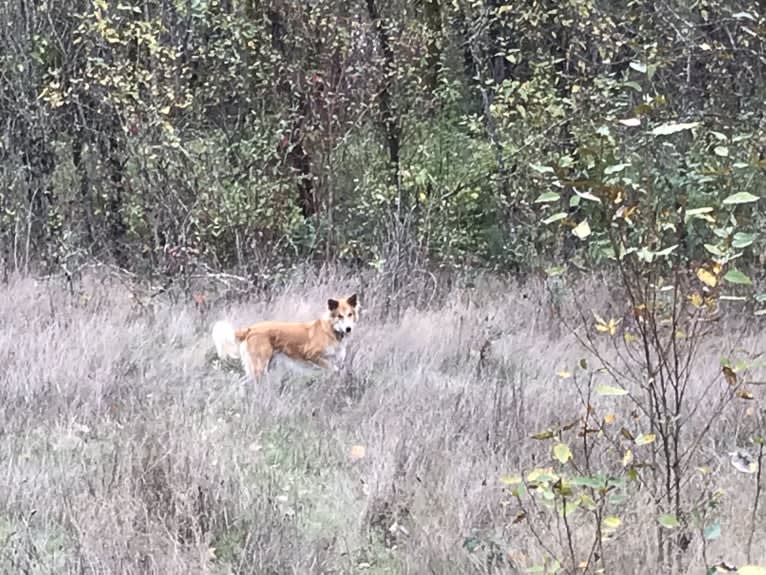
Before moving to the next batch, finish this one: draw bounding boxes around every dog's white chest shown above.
[323,340,347,368]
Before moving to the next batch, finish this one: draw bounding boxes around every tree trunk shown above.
[365,0,401,195]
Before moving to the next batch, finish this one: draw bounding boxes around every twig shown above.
[746,441,764,562]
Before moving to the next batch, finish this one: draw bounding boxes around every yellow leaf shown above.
[500,475,522,485]
[596,384,629,396]
[349,445,366,460]
[635,433,656,446]
[689,291,704,307]
[603,516,622,529]
[553,442,573,464]
[624,332,637,343]
[595,317,621,336]
[593,311,606,324]
[557,370,572,379]
[527,467,557,483]
[697,268,717,288]
[603,414,617,425]
[159,105,171,115]
[572,219,591,239]
[622,449,633,467]
[737,566,766,575]
[736,390,754,400]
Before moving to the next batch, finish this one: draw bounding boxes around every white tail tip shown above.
[211,320,240,359]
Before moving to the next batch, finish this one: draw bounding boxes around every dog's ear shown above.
[327,298,339,311]
[347,293,358,308]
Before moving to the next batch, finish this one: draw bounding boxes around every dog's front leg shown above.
[313,357,339,372]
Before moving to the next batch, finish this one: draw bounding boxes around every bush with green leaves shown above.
[505,106,765,573]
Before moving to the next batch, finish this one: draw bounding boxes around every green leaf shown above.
[686,207,714,217]
[530,163,555,174]
[704,243,726,257]
[604,163,629,175]
[724,269,752,285]
[703,520,721,541]
[559,498,579,517]
[543,212,568,225]
[654,244,678,257]
[574,190,600,203]
[535,192,561,203]
[570,475,607,488]
[658,514,680,529]
[618,117,641,127]
[463,535,481,552]
[553,443,572,464]
[713,145,729,157]
[732,232,756,248]
[596,384,628,396]
[723,192,760,205]
[651,122,700,136]
[685,206,715,223]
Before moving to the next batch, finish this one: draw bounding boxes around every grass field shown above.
[0,272,763,574]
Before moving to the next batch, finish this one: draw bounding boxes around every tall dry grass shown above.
[0,271,763,574]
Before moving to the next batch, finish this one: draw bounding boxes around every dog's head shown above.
[326,294,359,336]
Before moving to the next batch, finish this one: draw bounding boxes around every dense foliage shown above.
[1,0,764,279]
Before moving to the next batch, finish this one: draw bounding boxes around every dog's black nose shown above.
[345,326,352,333]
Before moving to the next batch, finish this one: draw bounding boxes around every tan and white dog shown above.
[211,294,359,380]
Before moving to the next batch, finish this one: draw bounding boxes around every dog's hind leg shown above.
[242,335,272,381]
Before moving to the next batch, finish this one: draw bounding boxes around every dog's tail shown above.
[212,320,241,360]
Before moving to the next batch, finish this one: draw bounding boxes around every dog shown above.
[211,294,359,380]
